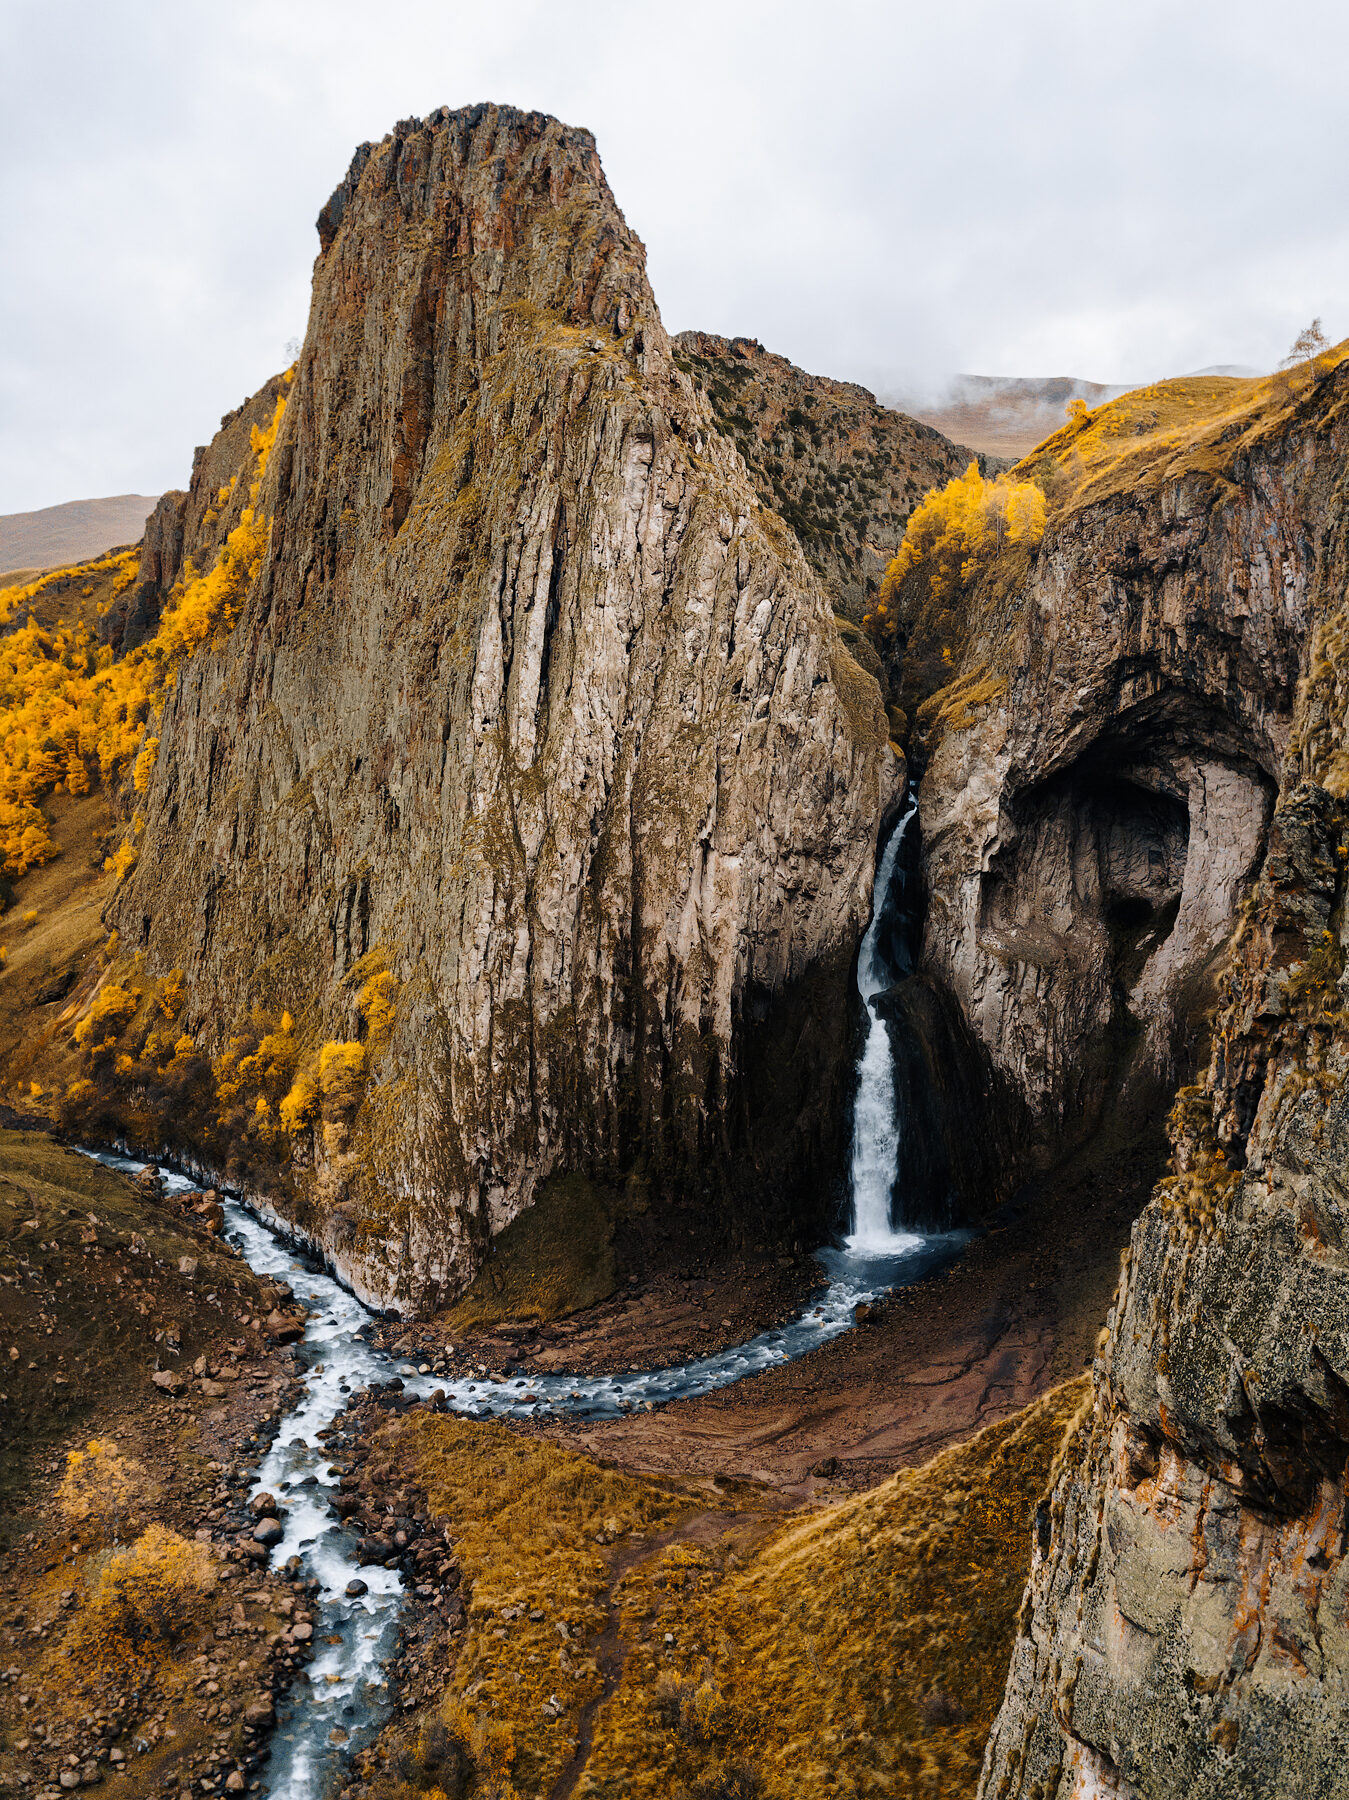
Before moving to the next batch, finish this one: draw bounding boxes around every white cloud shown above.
[4,0,1348,509]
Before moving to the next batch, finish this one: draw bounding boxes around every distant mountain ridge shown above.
[892,374,1132,461]
[0,493,160,579]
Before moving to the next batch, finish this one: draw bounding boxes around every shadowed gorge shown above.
[3,93,1349,1800]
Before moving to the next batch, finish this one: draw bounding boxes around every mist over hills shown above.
[890,365,1268,460]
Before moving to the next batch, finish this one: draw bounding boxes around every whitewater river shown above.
[75,795,955,1797]
[82,1145,963,1800]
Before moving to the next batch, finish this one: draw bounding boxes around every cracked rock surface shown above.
[114,104,898,1311]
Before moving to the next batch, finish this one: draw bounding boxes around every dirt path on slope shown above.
[547,1508,764,1800]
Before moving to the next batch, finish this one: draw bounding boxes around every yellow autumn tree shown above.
[0,382,290,876]
[865,462,1046,643]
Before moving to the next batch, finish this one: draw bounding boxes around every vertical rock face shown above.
[114,105,897,1310]
[910,407,1334,1188]
[975,379,1349,1795]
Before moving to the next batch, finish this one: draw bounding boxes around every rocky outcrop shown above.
[102,375,291,655]
[972,371,1349,1793]
[674,331,993,622]
[900,384,1341,1199]
[111,105,898,1310]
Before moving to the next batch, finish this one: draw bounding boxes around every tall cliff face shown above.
[674,330,993,622]
[969,372,1349,1795]
[896,379,1338,1209]
[111,106,897,1310]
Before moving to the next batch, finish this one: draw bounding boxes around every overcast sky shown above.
[3,0,1347,513]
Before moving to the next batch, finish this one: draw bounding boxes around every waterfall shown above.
[845,801,925,1259]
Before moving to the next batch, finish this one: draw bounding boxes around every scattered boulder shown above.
[252,1517,284,1547]
[250,1493,279,1518]
[811,1456,841,1479]
[151,1369,187,1395]
[33,966,79,1006]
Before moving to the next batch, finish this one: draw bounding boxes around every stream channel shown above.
[75,799,963,1798]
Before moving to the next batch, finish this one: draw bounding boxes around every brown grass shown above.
[393,1379,1089,1799]
[1016,348,1349,515]
[393,1410,704,1797]
[0,789,115,1095]
[576,1377,1088,1798]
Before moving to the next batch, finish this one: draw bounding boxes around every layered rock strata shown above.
[111,105,897,1309]
[973,371,1349,1793]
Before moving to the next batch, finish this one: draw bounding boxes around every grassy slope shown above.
[889,350,1349,748]
[1018,350,1349,515]
[384,1377,1088,1800]
[0,789,117,1094]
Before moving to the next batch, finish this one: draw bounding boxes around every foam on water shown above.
[79,1144,964,1798]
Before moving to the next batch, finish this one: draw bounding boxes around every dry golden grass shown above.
[66,1525,217,1678]
[395,1411,704,1797]
[1016,347,1349,515]
[394,1381,1089,1799]
[0,788,114,1092]
[581,1378,1090,1800]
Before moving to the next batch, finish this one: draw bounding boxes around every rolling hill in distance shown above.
[0,492,161,582]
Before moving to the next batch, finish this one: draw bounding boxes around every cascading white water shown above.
[79,1144,942,1800]
[845,802,925,1259]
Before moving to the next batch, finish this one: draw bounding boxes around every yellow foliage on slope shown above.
[0,546,139,630]
[866,461,1045,643]
[0,383,289,877]
[582,1377,1090,1800]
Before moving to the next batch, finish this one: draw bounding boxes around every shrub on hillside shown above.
[70,1525,215,1672]
[58,1437,154,1545]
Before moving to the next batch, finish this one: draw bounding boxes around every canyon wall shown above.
[674,331,993,622]
[902,385,1339,1197]
[108,105,898,1311]
[967,371,1349,1793]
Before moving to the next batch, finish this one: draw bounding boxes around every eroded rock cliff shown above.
[967,368,1349,1794]
[674,330,993,621]
[108,105,898,1310]
[883,374,1340,1225]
